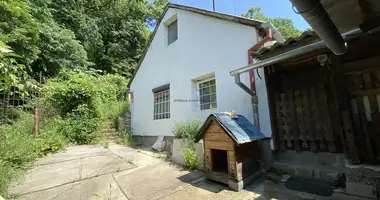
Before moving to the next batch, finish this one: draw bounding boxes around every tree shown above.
[0,43,37,95]
[242,7,302,40]
[0,0,40,67]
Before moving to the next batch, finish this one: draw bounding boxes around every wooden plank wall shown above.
[203,120,237,180]
[274,83,339,152]
[345,71,380,162]
[235,142,261,181]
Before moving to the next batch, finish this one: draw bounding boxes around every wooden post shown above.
[330,54,360,163]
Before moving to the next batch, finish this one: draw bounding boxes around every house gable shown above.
[128,3,266,88]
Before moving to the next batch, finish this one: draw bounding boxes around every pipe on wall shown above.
[230,28,362,76]
[236,24,274,130]
[290,0,347,55]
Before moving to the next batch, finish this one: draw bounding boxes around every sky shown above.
[169,0,310,31]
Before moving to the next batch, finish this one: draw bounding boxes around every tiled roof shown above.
[195,113,267,144]
[252,31,320,59]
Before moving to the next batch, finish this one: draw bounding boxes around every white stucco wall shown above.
[130,8,272,139]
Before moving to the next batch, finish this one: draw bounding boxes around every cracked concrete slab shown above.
[10,145,135,196]
[108,144,162,167]
[80,154,135,179]
[11,158,82,194]
[35,145,110,166]
[113,162,203,200]
[20,174,128,200]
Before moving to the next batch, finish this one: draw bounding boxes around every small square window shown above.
[168,20,178,45]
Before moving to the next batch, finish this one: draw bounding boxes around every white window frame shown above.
[153,89,170,120]
[198,78,217,110]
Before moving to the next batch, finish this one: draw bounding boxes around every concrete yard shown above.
[9,144,369,200]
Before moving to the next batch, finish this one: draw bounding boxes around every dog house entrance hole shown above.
[211,149,228,174]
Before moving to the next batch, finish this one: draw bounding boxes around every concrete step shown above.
[272,151,346,182]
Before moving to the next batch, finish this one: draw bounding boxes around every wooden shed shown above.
[194,113,267,191]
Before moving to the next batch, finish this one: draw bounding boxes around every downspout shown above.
[246,28,273,130]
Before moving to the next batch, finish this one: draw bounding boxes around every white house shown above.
[128,3,283,147]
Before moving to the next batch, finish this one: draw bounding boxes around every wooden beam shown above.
[205,141,235,151]
[359,14,380,32]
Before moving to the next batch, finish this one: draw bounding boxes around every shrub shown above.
[115,131,135,147]
[181,145,198,170]
[58,116,101,144]
[173,119,202,140]
[0,111,68,196]
[41,69,129,144]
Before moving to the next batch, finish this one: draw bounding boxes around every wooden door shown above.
[271,66,343,153]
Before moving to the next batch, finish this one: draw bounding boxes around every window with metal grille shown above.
[168,20,178,45]
[154,89,170,120]
[199,79,217,110]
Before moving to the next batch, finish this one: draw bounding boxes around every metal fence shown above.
[0,73,48,135]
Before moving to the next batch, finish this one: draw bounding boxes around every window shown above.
[154,89,170,120]
[199,79,217,110]
[167,20,178,45]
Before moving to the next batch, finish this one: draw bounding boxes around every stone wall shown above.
[118,112,131,133]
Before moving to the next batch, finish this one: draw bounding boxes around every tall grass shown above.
[0,111,67,196]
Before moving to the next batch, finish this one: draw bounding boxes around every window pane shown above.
[210,79,216,85]
[210,85,216,93]
[165,102,169,112]
[201,87,209,95]
[168,20,178,45]
[211,94,216,103]
[211,102,217,109]
[202,95,211,104]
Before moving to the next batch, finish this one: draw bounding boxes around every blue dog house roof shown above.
[195,113,267,145]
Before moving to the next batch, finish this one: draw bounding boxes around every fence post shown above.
[34,107,38,136]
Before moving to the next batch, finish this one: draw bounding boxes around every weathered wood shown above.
[205,141,234,151]
[294,90,306,149]
[302,89,314,151]
[353,88,380,96]
[264,67,281,151]
[227,151,236,180]
[318,83,336,152]
[281,92,293,148]
[204,131,232,142]
[286,90,301,150]
[363,73,378,115]
[207,123,224,133]
[345,74,375,160]
[204,148,212,172]
[275,93,286,151]
[310,87,324,150]
[343,56,380,74]
[341,110,361,164]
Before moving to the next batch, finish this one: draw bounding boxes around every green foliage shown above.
[0,0,40,66]
[146,0,168,27]
[32,22,90,77]
[41,69,129,144]
[242,7,302,39]
[115,131,135,147]
[173,119,202,140]
[99,101,129,122]
[0,111,68,196]
[0,44,37,95]
[181,144,198,170]
[58,116,102,144]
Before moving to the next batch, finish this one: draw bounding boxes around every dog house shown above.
[195,113,267,191]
